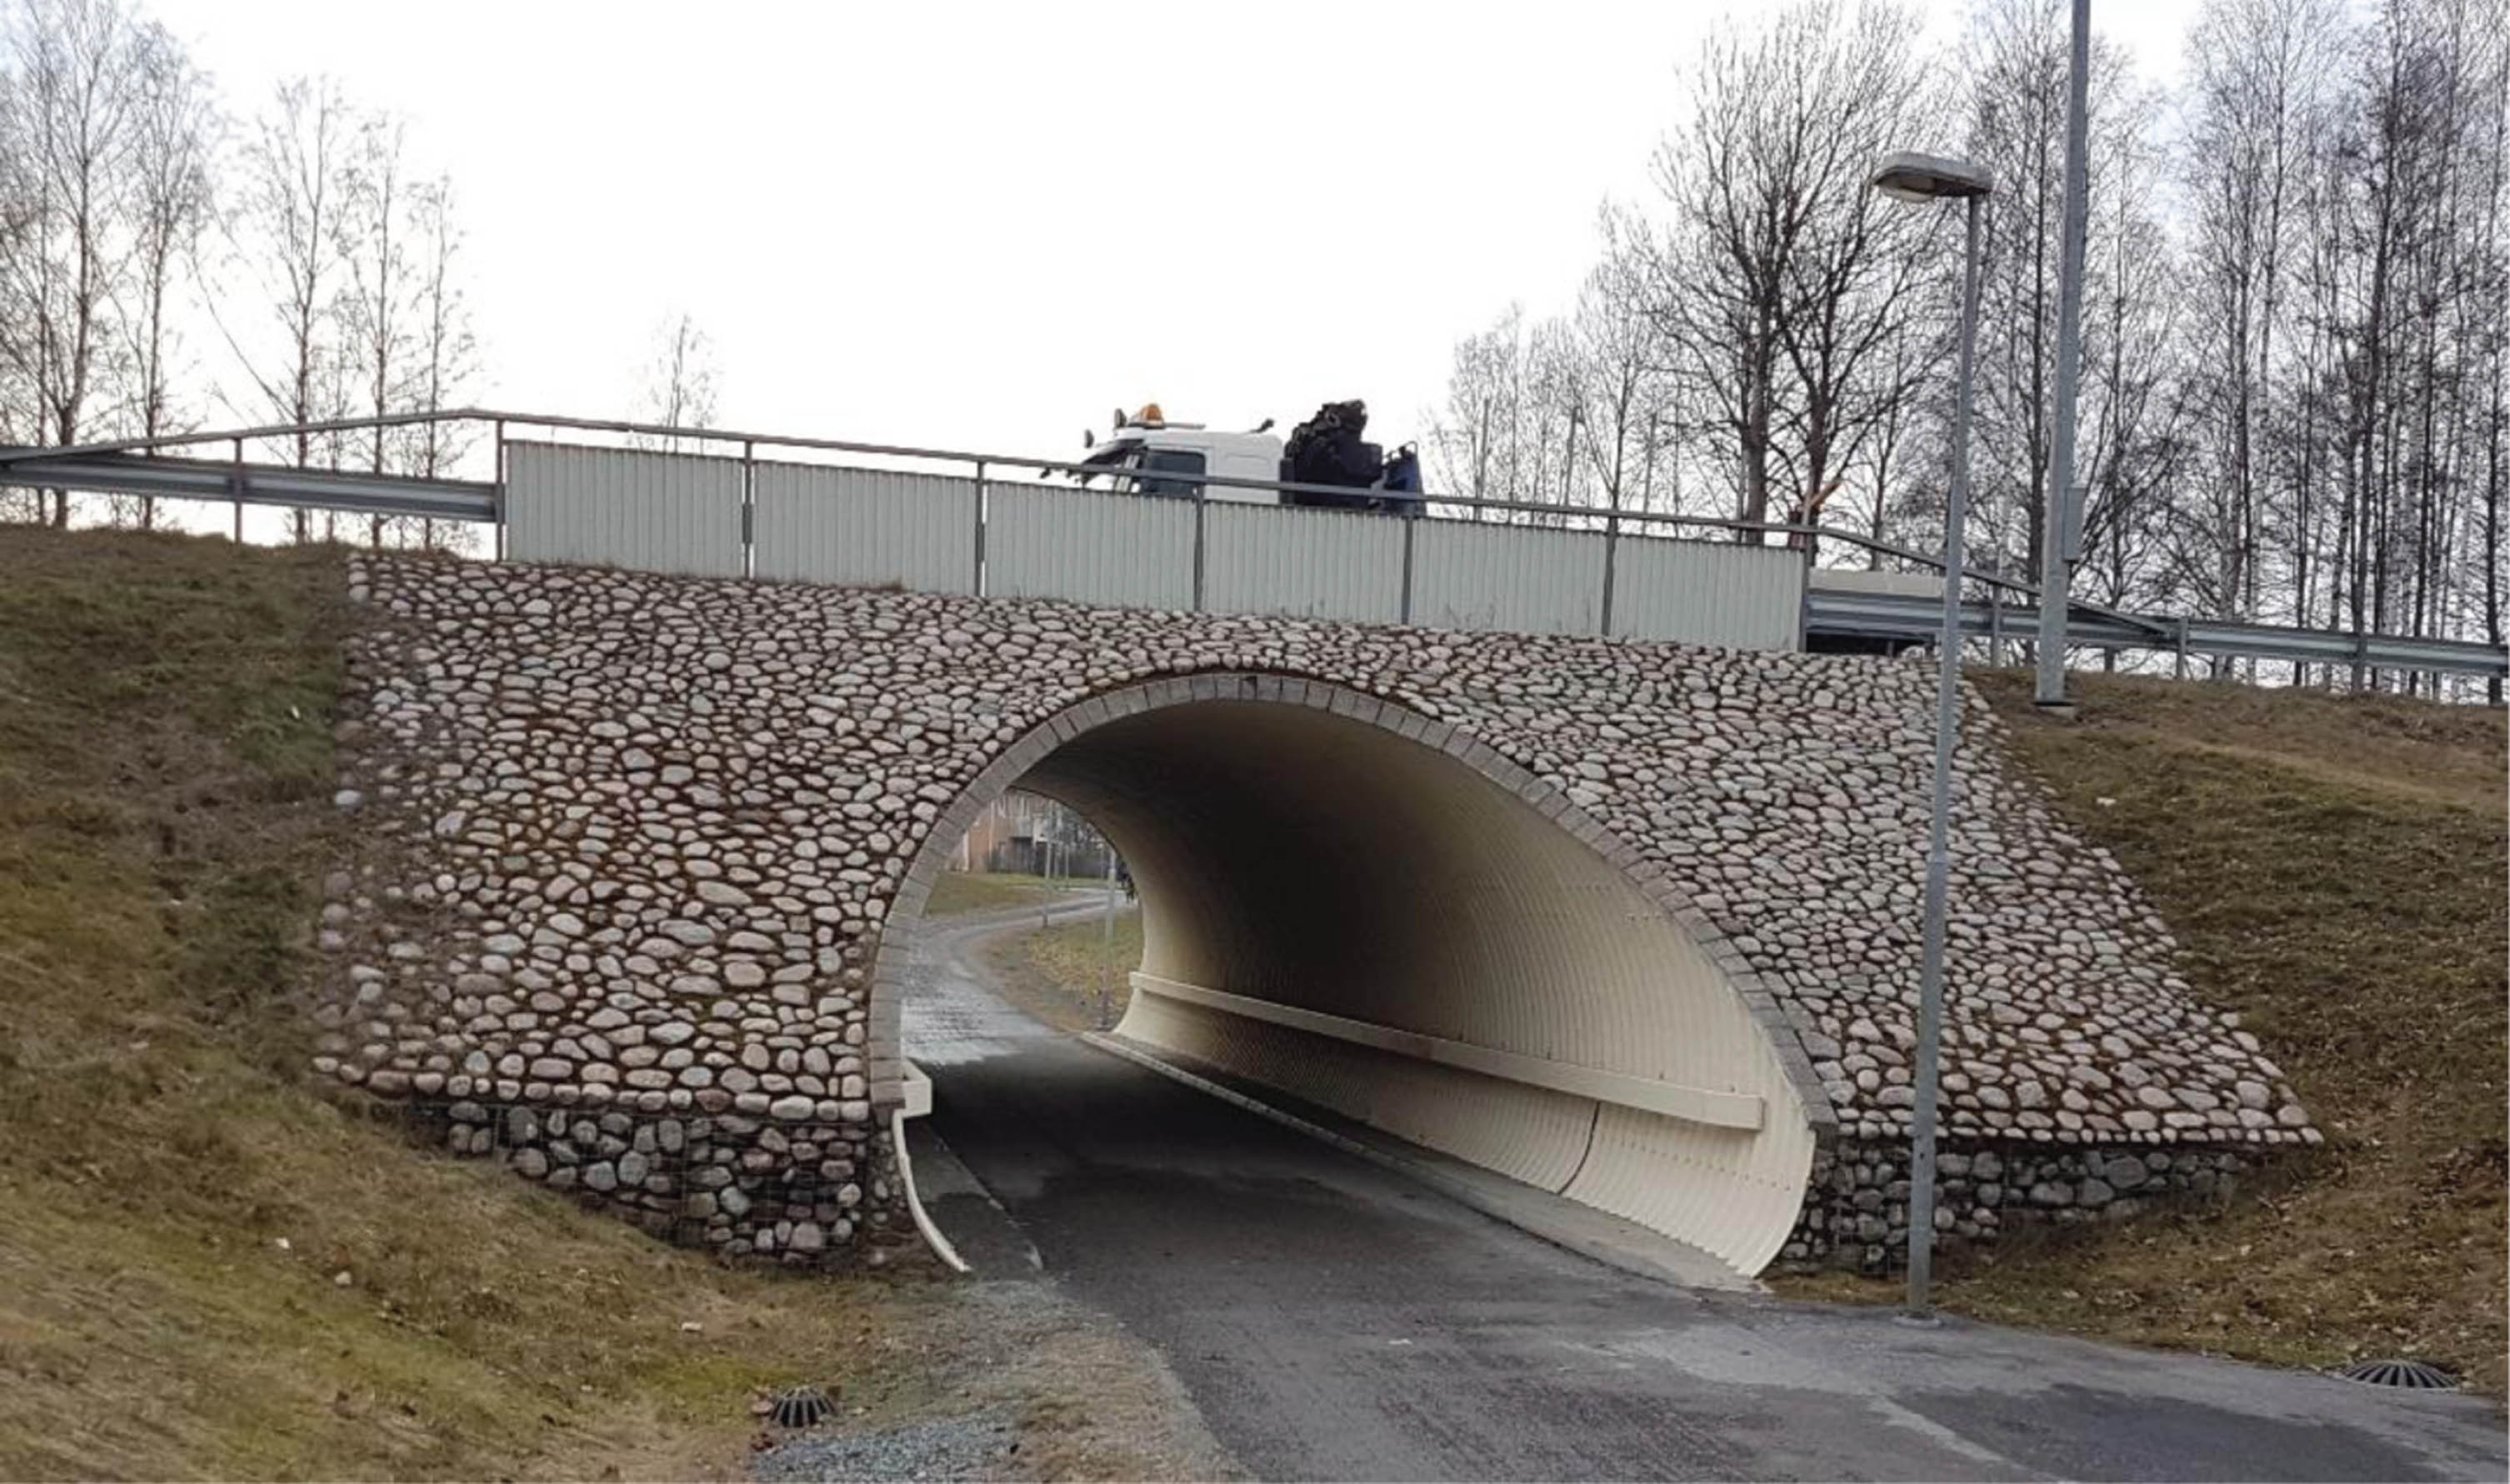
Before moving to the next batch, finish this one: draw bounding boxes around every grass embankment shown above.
[0,530,1211,1481]
[925,871,1073,919]
[982,909,1143,1035]
[1782,670,2508,1392]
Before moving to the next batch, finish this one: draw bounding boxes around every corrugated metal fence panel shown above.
[752,462,978,592]
[1410,520,1607,636]
[1202,502,1404,623]
[986,484,1196,609]
[505,441,745,577]
[1609,533,1804,650]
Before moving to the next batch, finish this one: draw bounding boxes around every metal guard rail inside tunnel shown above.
[3,407,2501,682]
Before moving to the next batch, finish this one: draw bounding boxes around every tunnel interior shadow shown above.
[894,687,1819,1277]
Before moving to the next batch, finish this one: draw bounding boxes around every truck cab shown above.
[1075,410,1283,504]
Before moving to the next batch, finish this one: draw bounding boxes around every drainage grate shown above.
[768,1385,838,1428]
[2337,1359,2458,1391]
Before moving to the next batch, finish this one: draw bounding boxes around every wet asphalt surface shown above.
[908,911,2508,1483]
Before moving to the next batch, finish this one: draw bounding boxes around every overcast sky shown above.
[162,0,2193,470]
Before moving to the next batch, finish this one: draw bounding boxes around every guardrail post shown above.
[492,418,508,562]
[1988,592,2005,667]
[972,459,988,597]
[1191,480,1207,612]
[1399,511,1417,625]
[230,437,243,542]
[1599,499,1621,638]
[741,439,757,579]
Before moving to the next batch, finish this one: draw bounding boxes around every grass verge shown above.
[0,529,1213,1480]
[1778,669,2507,1393]
[925,872,1080,919]
[982,910,1142,1035]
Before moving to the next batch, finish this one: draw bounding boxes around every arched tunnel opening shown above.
[888,680,1822,1278]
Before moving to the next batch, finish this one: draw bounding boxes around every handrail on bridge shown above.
[3,405,2498,680]
[0,402,2037,592]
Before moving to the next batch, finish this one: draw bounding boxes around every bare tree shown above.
[335,111,406,544]
[2298,0,2508,688]
[2178,0,2347,635]
[1519,314,1582,521]
[1428,303,1525,520]
[1652,0,1950,542]
[1569,207,1671,518]
[113,13,208,528]
[1840,296,1954,566]
[1428,302,1603,525]
[0,0,144,527]
[1424,0,2508,682]
[402,174,476,550]
[223,75,351,541]
[0,12,490,547]
[632,312,717,452]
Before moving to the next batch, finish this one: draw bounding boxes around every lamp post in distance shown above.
[2038,0,2093,712]
[1867,147,1991,1324]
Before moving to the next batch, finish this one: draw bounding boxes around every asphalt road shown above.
[908,912,2508,1483]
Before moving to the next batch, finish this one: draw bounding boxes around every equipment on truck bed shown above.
[1278,401,1424,517]
[1282,400,1380,489]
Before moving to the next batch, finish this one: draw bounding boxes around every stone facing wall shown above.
[316,552,2312,1263]
[1787,1140,2248,1272]
[314,866,901,1262]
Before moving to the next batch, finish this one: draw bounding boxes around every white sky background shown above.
[152,0,2191,492]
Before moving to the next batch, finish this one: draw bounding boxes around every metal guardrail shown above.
[0,447,497,522]
[4,407,2502,682]
[1809,587,2508,678]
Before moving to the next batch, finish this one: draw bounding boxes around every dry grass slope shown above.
[982,909,1142,1036]
[0,529,1214,1482]
[1788,669,2507,1393]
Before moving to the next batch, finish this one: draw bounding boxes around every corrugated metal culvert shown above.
[956,681,1822,1279]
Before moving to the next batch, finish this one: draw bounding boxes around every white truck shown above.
[1071,402,1424,515]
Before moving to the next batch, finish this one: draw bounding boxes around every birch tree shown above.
[335,112,406,544]
[402,175,477,549]
[632,311,717,452]
[115,14,209,527]
[228,75,352,540]
[0,0,143,526]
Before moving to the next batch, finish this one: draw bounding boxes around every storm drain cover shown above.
[2337,1359,2458,1391]
[769,1385,838,1428]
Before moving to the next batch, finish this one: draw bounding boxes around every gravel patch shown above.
[752,1407,1018,1482]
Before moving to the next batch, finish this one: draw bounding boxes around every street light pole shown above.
[1868,151,1993,1323]
[1907,189,1987,1321]
[2036,0,2092,707]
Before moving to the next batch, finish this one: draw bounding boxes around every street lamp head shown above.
[1869,151,1994,202]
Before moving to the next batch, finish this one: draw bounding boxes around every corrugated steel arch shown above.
[872,672,1835,1278]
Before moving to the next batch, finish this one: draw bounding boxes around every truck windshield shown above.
[1074,443,1137,488]
[1134,449,1208,497]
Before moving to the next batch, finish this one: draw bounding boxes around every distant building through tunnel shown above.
[951,790,1116,881]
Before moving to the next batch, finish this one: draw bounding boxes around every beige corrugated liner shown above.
[1014,697,1819,1278]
